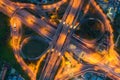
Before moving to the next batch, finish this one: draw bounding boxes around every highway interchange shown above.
[0,0,120,80]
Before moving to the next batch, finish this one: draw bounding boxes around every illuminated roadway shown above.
[0,0,94,47]
[10,16,36,80]
[11,0,67,10]
[1,0,120,80]
[39,0,78,79]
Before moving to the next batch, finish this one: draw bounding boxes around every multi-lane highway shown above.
[39,0,77,79]
[0,0,97,49]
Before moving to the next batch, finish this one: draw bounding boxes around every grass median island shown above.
[75,19,103,40]
[0,13,30,80]
[22,37,49,59]
[113,13,120,54]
